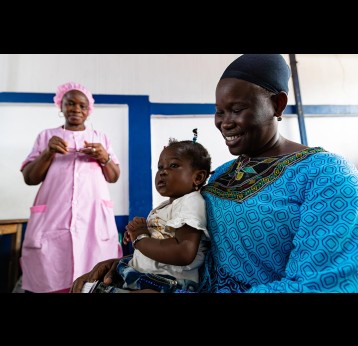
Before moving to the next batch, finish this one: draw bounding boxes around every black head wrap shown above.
[220,54,291,94]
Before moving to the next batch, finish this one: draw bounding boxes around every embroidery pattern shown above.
[202,147,326,202]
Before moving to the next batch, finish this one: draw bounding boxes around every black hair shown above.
[167,138,212,188]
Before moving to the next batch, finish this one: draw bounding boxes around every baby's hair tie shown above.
[192,128,198,143]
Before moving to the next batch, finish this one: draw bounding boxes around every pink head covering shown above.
[53,82,95,115]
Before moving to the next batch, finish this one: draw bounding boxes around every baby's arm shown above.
[126,217,202,266]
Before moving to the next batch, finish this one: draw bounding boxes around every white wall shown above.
[291,54,358,105]
[1,54,358,104]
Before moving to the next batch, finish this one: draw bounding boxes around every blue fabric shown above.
[116,256,198,293]
[199,149,358,293]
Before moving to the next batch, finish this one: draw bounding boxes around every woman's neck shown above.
[250,136,307,158]
[63,124,86,131]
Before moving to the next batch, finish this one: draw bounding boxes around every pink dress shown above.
[20,126,123,292]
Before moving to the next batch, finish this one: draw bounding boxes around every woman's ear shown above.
[272,91,288,119]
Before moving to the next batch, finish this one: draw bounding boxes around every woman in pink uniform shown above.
[20,82,123,293]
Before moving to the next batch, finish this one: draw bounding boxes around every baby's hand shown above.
[125,217,149,242]
[123,230,131,245]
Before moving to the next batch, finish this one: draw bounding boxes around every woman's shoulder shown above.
[294,147,358,178]
[308,147,357,167]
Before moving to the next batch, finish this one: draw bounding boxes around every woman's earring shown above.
[277,116,282,121]
[194,185,199,191]
[58,111,64,118]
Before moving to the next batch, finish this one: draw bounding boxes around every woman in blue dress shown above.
[198,54,358,293]
[71,54,358,293]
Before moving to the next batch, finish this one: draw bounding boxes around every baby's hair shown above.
[167,138,212,188]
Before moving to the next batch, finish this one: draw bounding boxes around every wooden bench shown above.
[0,219,27,292]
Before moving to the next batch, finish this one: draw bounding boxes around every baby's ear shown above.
[195,170,208,185]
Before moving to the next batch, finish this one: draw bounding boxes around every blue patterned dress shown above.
[199,147,358,293]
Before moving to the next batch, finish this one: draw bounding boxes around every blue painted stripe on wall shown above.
[151,103,216,115]
[127,97,152,220]
[0,92,148,104]
[1,93,358,115]
[115,215,129,235]
[150,102,358,116]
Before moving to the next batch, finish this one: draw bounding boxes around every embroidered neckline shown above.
[201,147,326,202]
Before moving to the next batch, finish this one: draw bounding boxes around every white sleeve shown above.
[166,192,209,239]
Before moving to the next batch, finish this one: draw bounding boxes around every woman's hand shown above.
[70,258,120,293]
[80,140,110,166]
[48,135,68,154]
